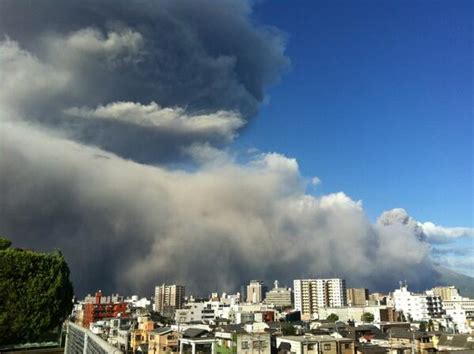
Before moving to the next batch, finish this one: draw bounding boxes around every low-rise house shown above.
[436,334,474,353]
[276,334,353,354]
[108,317,134,352]
[130,315,159,352]
[215,328,271,354]
[355,343,390,354]
[179,328,215,354]
[148,327,181,354]
[388,329,436,354]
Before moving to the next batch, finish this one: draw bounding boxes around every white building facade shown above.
[393,285,444,321]
[294,278,347,319]
[443,298,474,334]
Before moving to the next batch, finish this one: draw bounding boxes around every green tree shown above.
[0,238,11,250]
[0,239,74,345]
[327,313,339,322]
[419,321,427,332]
[281,323,297,335]
[361,312,374,323]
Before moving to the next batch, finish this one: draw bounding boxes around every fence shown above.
[65,322,123,354]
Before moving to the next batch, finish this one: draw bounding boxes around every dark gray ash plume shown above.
[0,0,471,296]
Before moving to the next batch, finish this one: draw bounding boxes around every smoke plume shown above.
[0,0,470,296]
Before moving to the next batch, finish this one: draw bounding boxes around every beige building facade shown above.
[347,288,369,306]
[155,284,185,315]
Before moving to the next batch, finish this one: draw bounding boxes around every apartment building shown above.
[431,286,460,301]
[82,290,128,328]
[294,278,347,319]
[347,288,369,306]
[246,280,267,304]
[442,298,474,333]
[264,280,292,308]
[392,285,444,321]
[154,284,185,316]
[175,302,216,324]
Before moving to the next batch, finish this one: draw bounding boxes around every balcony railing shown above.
[65,322,123,354]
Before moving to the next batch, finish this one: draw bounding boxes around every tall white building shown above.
[293,278,347,318]
[154,284,185,315]
[392,284,444,321]
[442,298,474,334]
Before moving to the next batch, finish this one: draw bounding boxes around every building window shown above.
[324,344,331,351]
[344,344,351,349]
[242,341,250,349]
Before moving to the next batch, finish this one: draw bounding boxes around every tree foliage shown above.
[419,321,427,332]
[0,239,74,345]
[361,312,375,323]
[327,313,339,322]
[0,238,11,250]
[281,323,297,335]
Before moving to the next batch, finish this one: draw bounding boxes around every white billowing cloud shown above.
[377,208,426,241]
[65,102,244,142]
[41,27,145,73]
[420,222,474,242]
[52,28,144,58]
[378,208,474,244]
[182,143,233,166]
[311,176,322,186]
[0,39,70,117]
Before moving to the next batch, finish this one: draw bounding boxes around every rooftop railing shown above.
[65,322,123,354]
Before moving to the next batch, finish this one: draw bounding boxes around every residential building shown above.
[246,280,267,304]
[155,284,185,316]
[392,285,444,321]
[347,288,369,306]
[82,290,128,328]
[431,286,460,301]
[215,329,271,354]
[264,280,292,309]
[108,317,134,352]
[368,293,390,306]
[293,278,347,319]
[148,327,181,354]
[276,334,353,354]
[130,315,157,352]
[318,305,400,323]
[179,328,215,354]
[442,298,474,333]
[437,333,474,352]
[126,295,152,309]
[388,329,435,354]
[175,302,216,324]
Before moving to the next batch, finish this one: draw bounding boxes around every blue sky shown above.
[235,0,473,228]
